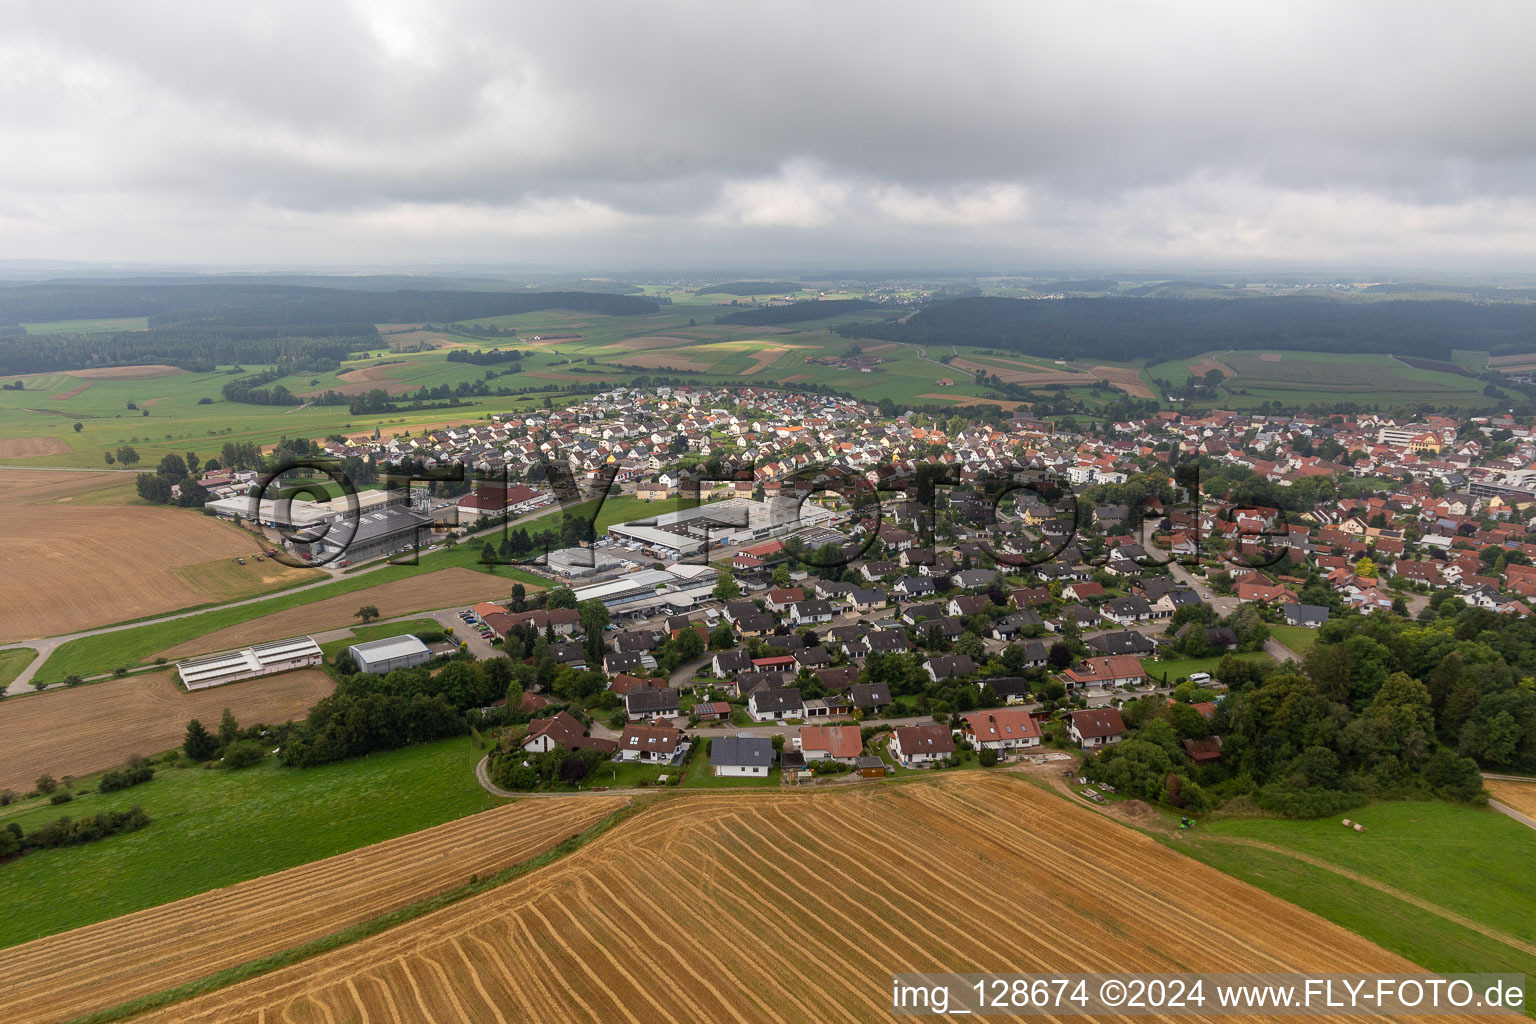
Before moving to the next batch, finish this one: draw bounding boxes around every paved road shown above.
[1489,800,1536,832]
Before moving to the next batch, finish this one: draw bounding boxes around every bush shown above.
[0,790,14,806]
[978,748,999,767]
[221,741,267,769]
[50,792,73,805]
[99,764,156,793]
[34,774,57,795]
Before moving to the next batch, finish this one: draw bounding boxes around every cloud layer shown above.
[3,0,1535,269]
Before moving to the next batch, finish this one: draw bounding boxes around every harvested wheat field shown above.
[135,774,1424,1024]
[1091,365,1156,398]
[615,351,714,371]
[949,356,1087,387]
[1189,356,1235,378]
[744,345,792,374]
[1486,779,1536,818]
[0,436,70,458]
[157,567,532,659]
[0,482,311,641]
[0,796,625,1024]
[0,469,127,502]
[607,335,701,350]
[918,393,1031,410]
[46,381,91,400]
[0,669,333,793]
[60,364,184,380]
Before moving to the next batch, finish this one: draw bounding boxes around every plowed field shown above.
[0,669,334,792]
[133,774,1423,1024]
[0,797,625,1024]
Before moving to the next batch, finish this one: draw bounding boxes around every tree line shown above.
[836,295,1536,364]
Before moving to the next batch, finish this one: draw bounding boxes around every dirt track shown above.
[132,773,1426,1024]
[0,797,625,1024]
[0,669,335,792]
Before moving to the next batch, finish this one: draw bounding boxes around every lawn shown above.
[0,648,35,690]
[1142,650,1274,685]
[0,736,502,947]
[1268,624,1320,656]
[1180,801,1536,981]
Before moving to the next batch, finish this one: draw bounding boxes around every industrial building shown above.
[177,636,323,691]
[348,634,433,674]
[205,488,407,530]
[571,564,720,616]
[288,502,435,564]
[604,497,833,559]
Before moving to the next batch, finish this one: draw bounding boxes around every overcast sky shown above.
[3,1,1536,272]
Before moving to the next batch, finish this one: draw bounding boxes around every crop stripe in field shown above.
[690,811,900,1020]
[0,798,623,1022]
[55,798,649,1024]
[638,841,834,1022]
[922,779,1396,975]
[913,782,1270,968]
[574,871,737,1024]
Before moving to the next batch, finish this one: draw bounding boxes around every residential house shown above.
[796,725,864,765]
[1067,707,1127,749]
[962,708,1042,754]
[748,686,805,722]
[710,735,775,777]
[889,723,955,767]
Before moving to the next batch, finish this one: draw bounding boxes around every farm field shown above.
[0,469,318,642]
[1208,350,1500,409]
[34,534,548,681]
[0,736,501,947]
[17,317,150,334]
[1484,778,1536,818]
[0,796,625,1024]
[0,668,335,793]
[130,774,1420,1024]
[1185,800,1536,981]
[155,566,517,660]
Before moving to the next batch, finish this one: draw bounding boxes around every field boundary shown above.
[58,798,650,1024]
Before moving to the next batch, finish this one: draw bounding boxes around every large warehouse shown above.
[605,497,833,559]
[288,503,435,564]
[177,636,323,691]
[349,634,433,674]
[571,565,720,616]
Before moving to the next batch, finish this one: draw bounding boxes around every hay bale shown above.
[1342,819,1353,827]
[1353,823,1366,832]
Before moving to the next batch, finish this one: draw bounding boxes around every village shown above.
[179,384,1536,790]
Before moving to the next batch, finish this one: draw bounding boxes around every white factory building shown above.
[604,497,833,559]
[177,636,323,691]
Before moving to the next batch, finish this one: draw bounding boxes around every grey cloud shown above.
[2,0,1536,267]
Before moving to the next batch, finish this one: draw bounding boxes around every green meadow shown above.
[1181,801,1536,982]
[0,736,501,946]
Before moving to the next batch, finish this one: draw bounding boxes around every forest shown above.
[836,295,1536,362]
[0,284,656,373]
[714,298,877,325]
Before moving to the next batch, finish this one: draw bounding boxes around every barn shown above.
[177,635,323,691]
[348,634,433,674]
